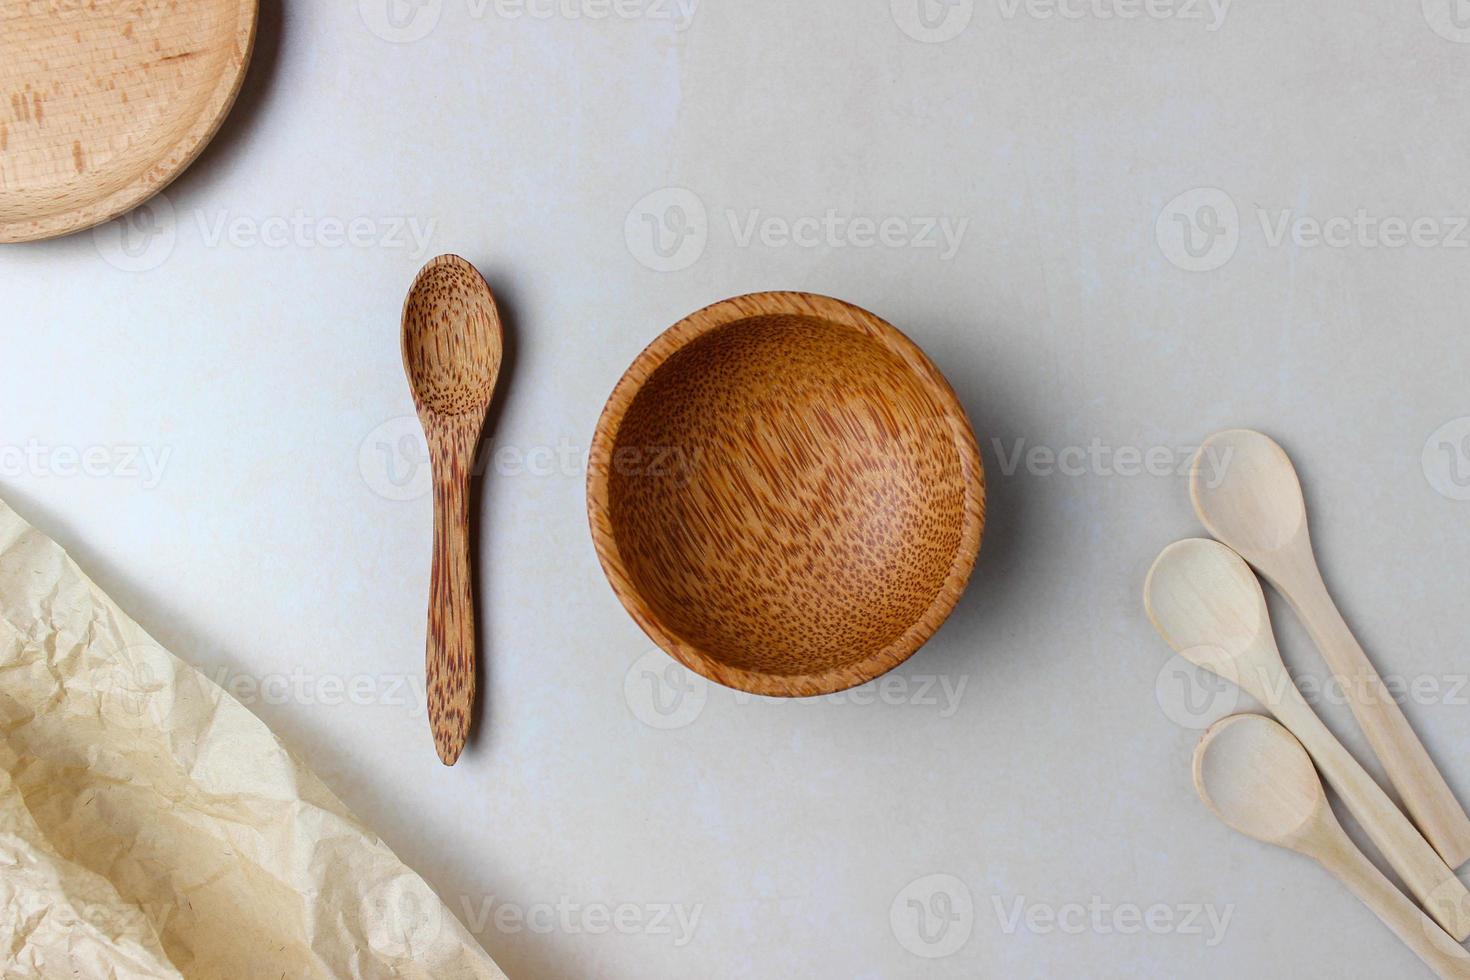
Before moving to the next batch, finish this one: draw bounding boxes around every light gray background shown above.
[5,0,1470,976]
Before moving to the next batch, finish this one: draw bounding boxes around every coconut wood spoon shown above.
[1196,715,1470,978]
[1193,429,1470,868]
[1146,539,1470,941]
[401,255,503,766]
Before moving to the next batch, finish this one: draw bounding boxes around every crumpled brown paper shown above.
[0,496,507,979]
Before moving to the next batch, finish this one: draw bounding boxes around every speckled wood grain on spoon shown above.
[402,255,504,766]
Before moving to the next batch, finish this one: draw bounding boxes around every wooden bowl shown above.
[588,292,985,697]
[0,0,258,243]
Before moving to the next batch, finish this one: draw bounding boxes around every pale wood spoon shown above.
[1195,714,1470,979]
[1145,539,1470,941]
[1193,429,1470,869]
[402,255,504,766]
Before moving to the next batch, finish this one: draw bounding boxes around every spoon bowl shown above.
[402,258,503,419]
[1195,713,1325,846]
[587,292,985,697]
[1192,429,1307,557]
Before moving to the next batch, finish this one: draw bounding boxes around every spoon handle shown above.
[1270,677,1470,941]
[426,439,477,766]
[1284,556,1470,870]
[1312,818,1470,979]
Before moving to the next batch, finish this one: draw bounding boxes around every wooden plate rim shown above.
[0,0,260,244]
[586,290,987,698]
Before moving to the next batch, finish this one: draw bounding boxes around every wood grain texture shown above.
[402,255,503,766]
[0,0,257,243]
[1146,538,1470,942]
[1195,715,1470,980]
[1193,429,1470,869]
[587,292,985,698]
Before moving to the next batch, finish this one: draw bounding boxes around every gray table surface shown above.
[5,0,1470,976]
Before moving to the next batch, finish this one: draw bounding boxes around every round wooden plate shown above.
[588,292,986,698]
[0,0,258,244]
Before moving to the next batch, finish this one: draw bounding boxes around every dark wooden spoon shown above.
[401,255,503,765]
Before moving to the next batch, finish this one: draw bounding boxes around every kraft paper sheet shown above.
[0,496,507,979]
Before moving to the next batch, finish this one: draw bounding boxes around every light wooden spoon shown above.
[1195,714,1470,979]
[1193,429,1470,869]
[402,255,504,766]
[1146,539,1470,941]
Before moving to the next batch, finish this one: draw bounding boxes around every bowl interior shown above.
[605,311,973,687]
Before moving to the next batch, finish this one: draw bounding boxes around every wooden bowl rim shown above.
[0,0,259,244]
[587,291,986,698]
